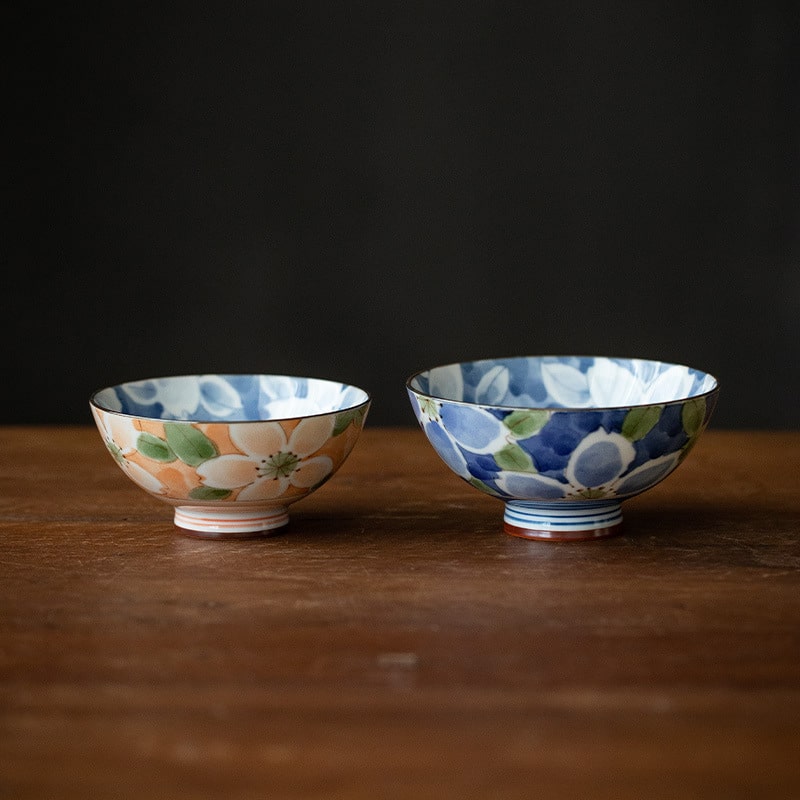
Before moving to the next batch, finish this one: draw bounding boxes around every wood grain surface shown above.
[1,426,799,799]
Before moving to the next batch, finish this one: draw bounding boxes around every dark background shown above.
[6,3,799,427]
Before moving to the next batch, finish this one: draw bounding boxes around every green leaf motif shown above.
[106,440,125,465]
[468,477,500,496]
[622,405,663,441]
[136,432,176,462]
[164,423,218,466]
[333,406,366,436]
[503,409,549,438]
[189,486,232,501]
[681,397,706,438]
[494,442,535,472]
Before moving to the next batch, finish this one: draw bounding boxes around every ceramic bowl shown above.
[407,356,719,541]
[91,374,370,538]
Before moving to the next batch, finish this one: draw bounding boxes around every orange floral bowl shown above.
[90,374,370,538]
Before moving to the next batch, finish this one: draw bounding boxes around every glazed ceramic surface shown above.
[91,374,370,538]
[407,356,719,540]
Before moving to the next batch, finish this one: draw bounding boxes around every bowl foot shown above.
[173,506,289,538]
[503,500,622,542]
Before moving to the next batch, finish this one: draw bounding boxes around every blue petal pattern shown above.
[439,404,506,453]
[425,422,469,478]
[571,441,624,487]
[407,356,718,504]
[92,375,370,422]
[409,356,717,408]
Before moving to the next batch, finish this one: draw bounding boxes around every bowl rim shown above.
[405,354,720,412]
[90,372,372,424]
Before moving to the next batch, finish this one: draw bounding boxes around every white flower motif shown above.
[588,361,704,407]
[542,359,696,409]
[121,375,244,419]
[587,360,646,407]
[257,376,364,419]
[93,410,165,494]
[495,429,682,501]
[642,365,698,404]
[258,376,309,418]
[415,395,441,422]
[428,366,464,402]
[540,362,591,407]
[261,397,327,418]
[475,365,510,405]
[196,416,334,501]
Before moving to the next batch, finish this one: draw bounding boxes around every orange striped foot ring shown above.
[173,506,289,539]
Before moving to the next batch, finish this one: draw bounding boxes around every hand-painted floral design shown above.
[493,429,684,501]
[407,356,719,504]
[417,396,441,422]
[104,374,246,419]
[92,407,166,494]
[411,356,718,409]
[92,374,371,422]
[90,374,370,510]
[196,416,335,500]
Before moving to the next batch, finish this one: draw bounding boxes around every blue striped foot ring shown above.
[503,500,623,541]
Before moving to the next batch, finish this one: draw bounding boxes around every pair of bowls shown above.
[90,356,719,541]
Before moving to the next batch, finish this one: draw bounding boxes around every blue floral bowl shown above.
[91,374,370,538]
[407,356,719,541]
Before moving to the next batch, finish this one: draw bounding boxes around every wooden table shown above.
[1,426,799,799]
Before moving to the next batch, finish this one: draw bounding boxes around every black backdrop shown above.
[6,3,799,427]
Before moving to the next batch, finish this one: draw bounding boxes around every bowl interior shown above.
[91,374,370,421]
[408,356,717,409]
